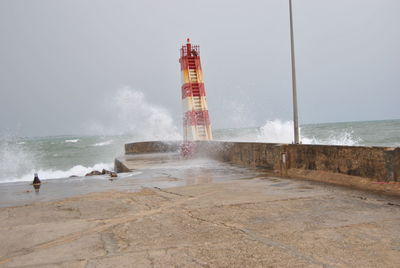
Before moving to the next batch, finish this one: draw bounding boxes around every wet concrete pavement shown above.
[0,153,259,208]
[0,153,400,267]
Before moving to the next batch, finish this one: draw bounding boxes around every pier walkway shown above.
[0,152,399,267]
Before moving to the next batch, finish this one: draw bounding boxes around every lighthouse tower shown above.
[179,39,213,141]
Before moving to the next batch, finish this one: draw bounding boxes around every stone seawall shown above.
[125,141,180,154]
[120,141,400,193]
[114,157,131,173]
[216,142,400,181]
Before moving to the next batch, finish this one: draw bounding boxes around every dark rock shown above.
[110,172,118,178]
[69,175,78,178]
[33,184,41,192]
[85,170,102,176]
[102,169,113,175]
[33,174,41,185]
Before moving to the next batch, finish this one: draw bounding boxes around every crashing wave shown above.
[1,163,114,183]
[92,140,113,147]
[65,139,79,143]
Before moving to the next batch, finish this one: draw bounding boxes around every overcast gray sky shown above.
[1,0,399,137]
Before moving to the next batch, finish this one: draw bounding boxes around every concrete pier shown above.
[1,141,399,267]
[117,141,400,196]
[0,149,399,267]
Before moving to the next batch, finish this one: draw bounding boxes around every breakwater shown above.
[117,141,400,194]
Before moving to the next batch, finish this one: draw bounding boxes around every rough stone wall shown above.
[218,142,283,171]
[284,145,396,181]
[125,141,180,154]
[215,142,399,182]
[123,141,400,182]
[114,158,131,173]
[387,147,400,181]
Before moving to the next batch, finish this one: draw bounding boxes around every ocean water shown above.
[1,119,399,184]
[214,119,400,147]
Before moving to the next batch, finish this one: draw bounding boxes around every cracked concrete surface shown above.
[1,156,400,267]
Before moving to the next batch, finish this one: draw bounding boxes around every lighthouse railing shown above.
[180,45,200,57]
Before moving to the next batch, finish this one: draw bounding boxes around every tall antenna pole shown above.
[289,0,300,144]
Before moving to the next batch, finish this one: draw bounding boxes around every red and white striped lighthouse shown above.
[179,38,213,141]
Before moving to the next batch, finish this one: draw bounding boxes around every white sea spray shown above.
[0,135,36,182]
[257,120,295,143]
[256,119,361,145]
[86,87,181,141]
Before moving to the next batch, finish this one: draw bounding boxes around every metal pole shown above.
[289,0,300,144]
